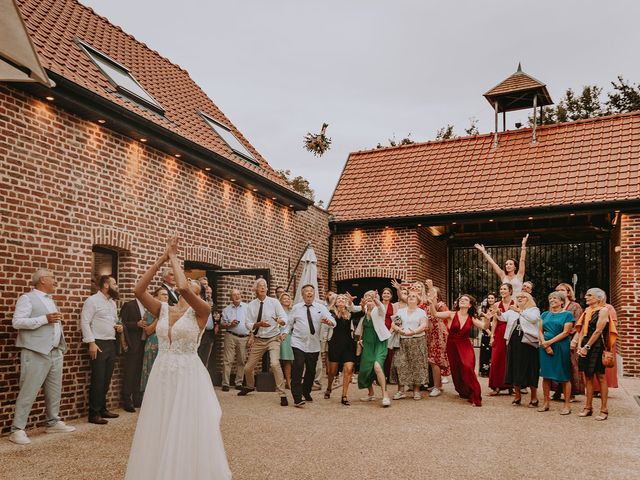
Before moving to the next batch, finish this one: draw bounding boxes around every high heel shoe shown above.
[595,410,608,421]
[528,400,539,408]
[341,396,350,406]
[324,389,331,400]
[578,408,593,417]
[511,398,521,405]
[537,404,549,412]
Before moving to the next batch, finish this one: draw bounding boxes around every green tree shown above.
[276,169,315,200]
[606,76,640,114]
[464,117,479,136]
[435,124,455,140]
[530,85,603,126]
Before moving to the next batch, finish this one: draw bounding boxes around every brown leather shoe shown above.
[100,410,120,419]
[88,416,108,425]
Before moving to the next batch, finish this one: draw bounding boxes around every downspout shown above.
[327,215,336,291]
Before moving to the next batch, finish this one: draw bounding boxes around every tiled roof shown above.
[15,0,292,191]
[329,112,640,222]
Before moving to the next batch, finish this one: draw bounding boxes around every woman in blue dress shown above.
[538,291,574,415]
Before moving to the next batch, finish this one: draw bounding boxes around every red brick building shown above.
[329,67,640,377]
[0,0,329,432]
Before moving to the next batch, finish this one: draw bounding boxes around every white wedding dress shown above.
[125,303,231,479]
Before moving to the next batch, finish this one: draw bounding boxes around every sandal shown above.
[578,408,593,417]
[341,396,350,406]
[528,400,539,408]
[595,410,608,421]
[511,398,521,405]
[537,404,549,412]
[324,389,331,400]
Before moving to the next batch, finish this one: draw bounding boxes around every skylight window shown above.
[77,40,163,113]
[200,113,257,163]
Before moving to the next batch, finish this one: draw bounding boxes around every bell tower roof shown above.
[484,63,553,113]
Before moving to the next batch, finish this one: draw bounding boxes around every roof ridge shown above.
[351,110,640,156]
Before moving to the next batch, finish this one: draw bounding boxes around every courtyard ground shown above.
[2,376,639,480]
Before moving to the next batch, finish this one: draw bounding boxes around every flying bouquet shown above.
[303,123,332,157]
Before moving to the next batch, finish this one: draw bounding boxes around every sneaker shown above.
[442,377,450,384]
[45,421,76,433]
[392,392,406,400]
[8,430,31,445]
[413,393,422,400]
[303,393,313,402]
[382,397,391,407]
[429,387,442,398]
[294,400,306,408]
[360,395,376,402]
[311,383,322,391]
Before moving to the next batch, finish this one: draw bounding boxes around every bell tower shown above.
[483,63,553,146]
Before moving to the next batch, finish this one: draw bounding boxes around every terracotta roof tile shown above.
[16,0,293,192]
[329,112,640,222]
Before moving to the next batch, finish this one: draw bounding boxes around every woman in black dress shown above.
[576,288,614,421]
[478,292,498,377]
[325,294,357,405]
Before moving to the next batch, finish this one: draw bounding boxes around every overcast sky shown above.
[82,0,640,204]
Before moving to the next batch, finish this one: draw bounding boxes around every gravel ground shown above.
[2,376,639,480]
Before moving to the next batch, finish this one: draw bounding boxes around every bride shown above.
[125,237,231,479]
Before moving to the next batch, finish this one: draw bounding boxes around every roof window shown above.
[77,40,164,114]
[200,113,257,164]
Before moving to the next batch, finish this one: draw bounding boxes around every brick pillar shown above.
[616,213,640,376]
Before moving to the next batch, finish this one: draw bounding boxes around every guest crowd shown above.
[7,233,619,444]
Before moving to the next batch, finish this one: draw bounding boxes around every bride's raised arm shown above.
[167,237,211,329]
[474,243,506,280]
[134,249,169,318]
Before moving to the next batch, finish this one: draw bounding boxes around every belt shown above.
[255,335,279,340]
[227,331,249,338]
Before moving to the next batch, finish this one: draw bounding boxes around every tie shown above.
[253,301,264,333]
[305,305,315,335]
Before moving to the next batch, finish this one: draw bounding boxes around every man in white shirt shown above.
[220,289,249,391]
[284,284,335,407]
[160,267,179,306]
[237,278,288,406]
[80,275,123,424]
[9,269,75,445]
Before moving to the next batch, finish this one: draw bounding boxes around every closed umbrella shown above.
[294,244,319,305]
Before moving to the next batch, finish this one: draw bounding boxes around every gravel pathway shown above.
[2,376,639,480]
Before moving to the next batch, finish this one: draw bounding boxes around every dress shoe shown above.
[237,387,255,396]
[88,416,108,425]
[123,404,136,413]
[8,430,31,445]
[100,410,119,419]
[221,385,230,392]
[280,397,289,407]
[303,393,313,402]
[45,421,76,433]
[235,385,243,391]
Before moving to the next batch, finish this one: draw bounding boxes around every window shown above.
[91,246,118,294]
[77,40,164,113]
[200,113,258,164]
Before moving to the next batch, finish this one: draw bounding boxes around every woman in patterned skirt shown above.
[575,288,617,421]
[140,287,169,393]
[391,291,429,400]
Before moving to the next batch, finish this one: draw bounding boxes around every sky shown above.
[81,0,640,204]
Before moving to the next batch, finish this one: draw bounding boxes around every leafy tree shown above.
[605,76,640,114]
[276,169,315,200]
[435,124,455,140]
[530,85,603,126]
[376,133,414,149]
[464,117,479,136]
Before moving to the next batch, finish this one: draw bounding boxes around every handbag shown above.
[517,317,539,348]
[601,335,615,368]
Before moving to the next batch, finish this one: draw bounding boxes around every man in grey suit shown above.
[9,269,75,445]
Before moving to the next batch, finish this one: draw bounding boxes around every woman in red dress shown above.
[488,283,514,395]
[426,282,487,406]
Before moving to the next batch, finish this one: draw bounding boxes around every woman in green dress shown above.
[279,292,294,389]
[140,288,168,393]
[538,291,574,415]
[355,290,391,407]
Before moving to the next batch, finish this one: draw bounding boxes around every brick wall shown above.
[0,85,329,432]
[614,213,640,375]
[332,225,446,296]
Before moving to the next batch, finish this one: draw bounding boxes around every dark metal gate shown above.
[449,241,609,309]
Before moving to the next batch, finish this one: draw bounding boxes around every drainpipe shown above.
[327,217,336,291]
